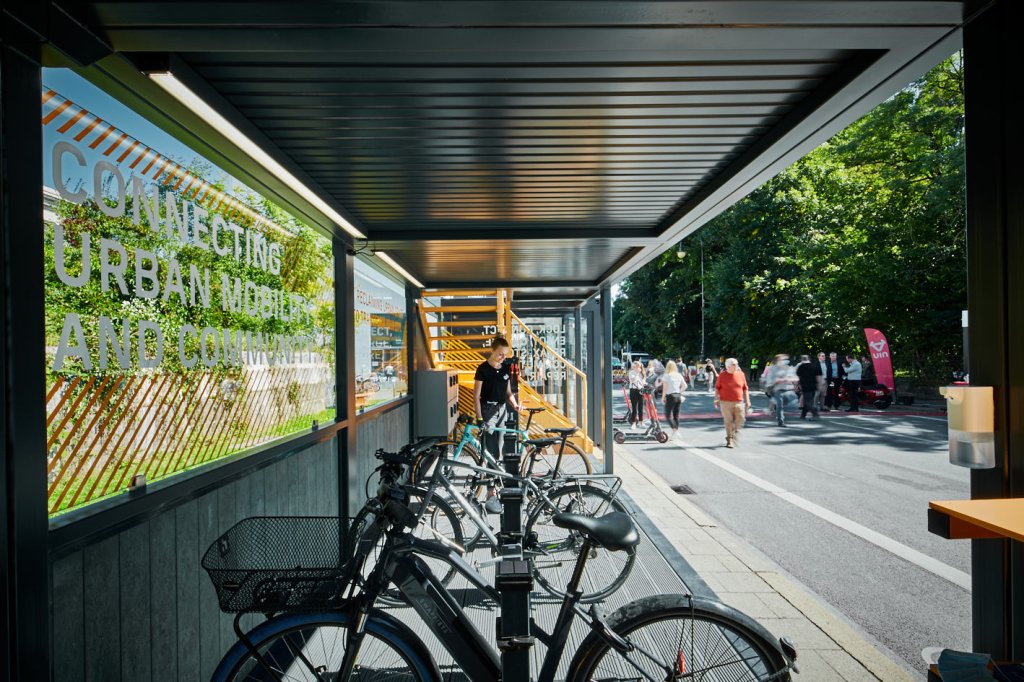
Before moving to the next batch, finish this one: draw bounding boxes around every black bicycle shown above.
[206,439,798,681]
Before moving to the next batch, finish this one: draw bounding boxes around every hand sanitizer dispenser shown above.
[940,385,995,468]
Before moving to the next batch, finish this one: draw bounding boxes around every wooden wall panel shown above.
[49,437,349,681]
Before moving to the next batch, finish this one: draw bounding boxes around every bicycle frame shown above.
[373,527,621,682]
[423,453,623,557]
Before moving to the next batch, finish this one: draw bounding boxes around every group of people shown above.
[763,352,870,426]
[626,359,687,438]
[625,356,751,448]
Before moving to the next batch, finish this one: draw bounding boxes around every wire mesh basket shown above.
[202,516,360,614]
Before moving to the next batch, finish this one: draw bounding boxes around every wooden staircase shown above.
[418,289,594,455]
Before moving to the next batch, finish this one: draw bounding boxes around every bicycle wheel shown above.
[525,483,636,602]
[213,610,441,681]
[350,487,464,605]
[530,440,594,478]
[567,594,790,682]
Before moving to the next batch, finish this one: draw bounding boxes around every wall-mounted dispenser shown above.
[940,385,995,469]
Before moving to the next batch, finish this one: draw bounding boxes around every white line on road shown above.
[680,442,972,591]
[841,416,946,444]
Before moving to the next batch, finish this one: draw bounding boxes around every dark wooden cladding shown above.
[50,439,339,681]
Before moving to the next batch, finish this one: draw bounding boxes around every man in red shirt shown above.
[714,358,751,449]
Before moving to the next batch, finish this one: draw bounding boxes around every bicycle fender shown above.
[210,610,442,682]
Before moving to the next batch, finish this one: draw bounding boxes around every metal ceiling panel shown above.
[56,0,965,297]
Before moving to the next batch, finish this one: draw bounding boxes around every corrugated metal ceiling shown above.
[62,1,965,300]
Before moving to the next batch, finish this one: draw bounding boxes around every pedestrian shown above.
[795,354,822,419]
[814,353,829,411]
[825,351,844,410]
[627,360,646,428]
[766,354,798,426]
[843,354,863,412]
[657,360,687,438]
[861,355,876,385]
[473,336,524,512]
[714,358,750,448]
[703,358,719,395]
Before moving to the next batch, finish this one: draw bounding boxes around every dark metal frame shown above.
[963,0,1024,659]
[2,36,50,682]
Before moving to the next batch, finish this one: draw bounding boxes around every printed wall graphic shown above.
[42,70,335,516]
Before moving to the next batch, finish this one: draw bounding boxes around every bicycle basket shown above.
[201,516,358,614]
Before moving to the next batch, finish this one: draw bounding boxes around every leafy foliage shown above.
[614,55,966,381]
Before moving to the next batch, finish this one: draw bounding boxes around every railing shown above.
[508,312,587,439]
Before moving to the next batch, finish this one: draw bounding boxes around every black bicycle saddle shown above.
[551,512,640,552]
[544,427,578,437]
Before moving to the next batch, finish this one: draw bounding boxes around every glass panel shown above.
[354,259,407,413]
[42,69,335,517]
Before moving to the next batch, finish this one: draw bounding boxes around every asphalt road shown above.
[614,383,971,672]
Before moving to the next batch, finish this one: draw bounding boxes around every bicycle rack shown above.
[495,409,535,681]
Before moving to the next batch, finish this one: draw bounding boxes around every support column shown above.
[600,286,615,474]
[574,306,583,428]
[335,244,357,517]
[582,303,599,446]
[964,0,1024,658]
[1,41,49,682]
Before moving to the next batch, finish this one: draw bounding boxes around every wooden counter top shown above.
[928,498,1024,543]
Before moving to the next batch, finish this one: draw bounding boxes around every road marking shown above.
[680,442,972,591]
[841,417,946,444]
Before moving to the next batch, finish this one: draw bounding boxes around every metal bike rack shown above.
[495,393,535,681]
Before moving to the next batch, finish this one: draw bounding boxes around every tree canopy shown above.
[613,55,965,381]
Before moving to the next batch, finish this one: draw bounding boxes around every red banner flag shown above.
[864,328,895,390]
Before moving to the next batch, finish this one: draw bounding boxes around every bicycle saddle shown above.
[544,427,578,437]
[523,437,560,448]
[552,512,640,552]
[525,407,546,414]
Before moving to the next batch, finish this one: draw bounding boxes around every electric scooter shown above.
[613,384,632,424]
[612,386,669,444]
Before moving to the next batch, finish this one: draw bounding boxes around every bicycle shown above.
[208,463,798,681]
[402,436,635,603]
[442,407,593,478]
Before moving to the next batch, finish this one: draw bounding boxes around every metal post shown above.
[600,286,615,474]
[335,245,357,517]
[964,0,1024,658]
[574,306,583,428]
[1,40,49,681]
[700,240,705,360]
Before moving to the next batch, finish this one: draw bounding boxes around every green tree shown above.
[614,54,966,382]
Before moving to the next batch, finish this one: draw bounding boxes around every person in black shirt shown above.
[474,336,522,457]
[795,354,822,420]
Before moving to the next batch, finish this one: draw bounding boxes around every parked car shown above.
[836,382,893,409]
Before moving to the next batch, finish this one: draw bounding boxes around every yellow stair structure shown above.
[417,289,595,455]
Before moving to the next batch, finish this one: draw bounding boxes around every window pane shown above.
[42,69,335,517]
[354,259,407,412]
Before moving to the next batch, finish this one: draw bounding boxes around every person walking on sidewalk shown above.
[766,354,798,426]
[657,360,687,439]
[796,354,822,420]
[626,360,646,428]
[714,358,750,448]
[843,354,863,412]
[703,358,719,395]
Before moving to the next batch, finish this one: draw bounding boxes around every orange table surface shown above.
[929,499,1024,543]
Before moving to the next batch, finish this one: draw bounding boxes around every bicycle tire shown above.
[525,483,636,602]
[350,487,464,606]
[212,610,441,681]
[530,440,594,477]
[566,593,790,682]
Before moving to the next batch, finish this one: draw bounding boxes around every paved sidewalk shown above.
[615,443,918,681]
